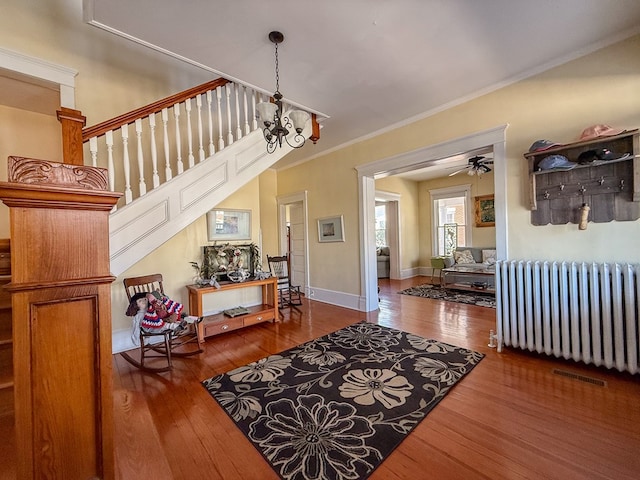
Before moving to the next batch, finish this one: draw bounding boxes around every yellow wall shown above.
[259,169,279,264]
[0,0,213,127]
[112,175,272,332]
[278,34,640,297]
[374,176,420,271]
[0,104,62,237]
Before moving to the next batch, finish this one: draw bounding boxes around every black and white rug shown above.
[398,284,496,308]
[202,322,484,480]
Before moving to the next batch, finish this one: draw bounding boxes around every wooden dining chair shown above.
[267,254,303,310]
[120,273,203,373]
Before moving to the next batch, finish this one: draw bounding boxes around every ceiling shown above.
[46,2,640,179]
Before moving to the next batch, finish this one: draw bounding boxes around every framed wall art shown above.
[475,195,495,227]
[317,215,345,243]
[207,209,251,241]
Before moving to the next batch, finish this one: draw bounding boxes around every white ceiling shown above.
[50,1,640,179]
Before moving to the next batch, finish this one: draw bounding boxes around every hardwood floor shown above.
[2,276,640,479]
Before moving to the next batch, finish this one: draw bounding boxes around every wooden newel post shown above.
[0,156,121,479]
[56,107,86,166]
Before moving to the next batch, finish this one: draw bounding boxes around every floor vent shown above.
[552,369,607,387]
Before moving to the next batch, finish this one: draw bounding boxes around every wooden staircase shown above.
[70,78,321,276]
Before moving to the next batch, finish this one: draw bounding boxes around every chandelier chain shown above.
[274,42,280,94]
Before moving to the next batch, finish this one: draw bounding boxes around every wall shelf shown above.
[524,130,639,225]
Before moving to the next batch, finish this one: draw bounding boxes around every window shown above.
[430,186,472,256]
[375,202,387,247]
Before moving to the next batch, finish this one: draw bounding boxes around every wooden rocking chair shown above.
[267,254,303,311]
[120,273,203,373]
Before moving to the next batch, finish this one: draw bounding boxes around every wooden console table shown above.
[187,276,279,342]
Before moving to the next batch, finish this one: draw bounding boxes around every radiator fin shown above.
[496,261,639,374]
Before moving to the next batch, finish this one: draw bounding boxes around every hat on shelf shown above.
[538,154,577,171]
[579,124,627,141]
[577,148,631,164]
[528,139,562,153]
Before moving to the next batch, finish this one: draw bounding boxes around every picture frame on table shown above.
[207,209,251,241]
[317,215,345,243]
[475,195,495,227]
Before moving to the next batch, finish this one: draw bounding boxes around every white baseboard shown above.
[307,286,361,311]
[112,328,136,354]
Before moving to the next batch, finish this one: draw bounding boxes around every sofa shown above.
[440,246,496,288]
[377,246,390,278]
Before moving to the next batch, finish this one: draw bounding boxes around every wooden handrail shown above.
[82,78,231,141]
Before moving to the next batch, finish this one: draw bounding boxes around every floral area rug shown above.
[202,322,484,480]
[398,284,496,308]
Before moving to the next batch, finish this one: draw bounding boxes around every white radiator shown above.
[495,260,640,374]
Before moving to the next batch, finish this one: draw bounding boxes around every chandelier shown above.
[256,31,310,154]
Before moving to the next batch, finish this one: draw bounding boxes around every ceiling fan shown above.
[448,155,494,176]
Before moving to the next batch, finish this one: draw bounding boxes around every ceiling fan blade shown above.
[448,167,468,176]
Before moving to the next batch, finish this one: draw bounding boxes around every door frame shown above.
[276,191,310,296]
[375,191,401,279]
[357,125,509,312]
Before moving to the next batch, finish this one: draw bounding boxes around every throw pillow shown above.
[454,249,475,264]
[482,249,497,264]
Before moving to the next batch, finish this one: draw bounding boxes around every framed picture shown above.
[206,209,251,241]
[475,195,495,227]
[317,215,345,243]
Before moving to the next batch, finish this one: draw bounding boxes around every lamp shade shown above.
[288,110,310,133]
[256,102,278,126]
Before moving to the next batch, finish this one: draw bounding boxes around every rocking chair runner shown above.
[120,273,203,373]
[267,254,303,310]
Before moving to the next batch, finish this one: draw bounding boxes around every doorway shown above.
[277,191,310,295]
[357,125,509,312]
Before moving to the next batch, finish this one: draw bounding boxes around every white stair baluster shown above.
[149,114,160,188]
[206,90,215,156]
[105,131,115,192]
[135,119,147,196]
[185,98,195,168]
[225,84,234,146]
[174,103,184,174]
[242,86,250,135]
[196,94,205,162]
[89,137,98,167]
[105,130,117,211]
[251,90,258,131]
[121,124,133,204]
[234,83,242,140]
[216,87,225,151]
[161,108,172,181]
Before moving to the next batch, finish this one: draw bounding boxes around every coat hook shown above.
[620,179,625,191]
[599,176,605,185]
[560,184,565,191]
[544,190,550,199]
